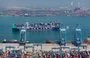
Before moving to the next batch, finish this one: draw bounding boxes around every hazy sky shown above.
[0,0,90,8]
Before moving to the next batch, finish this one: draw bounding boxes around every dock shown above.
[0,43,89,58]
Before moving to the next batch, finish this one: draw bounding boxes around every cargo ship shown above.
[12,22,60,31]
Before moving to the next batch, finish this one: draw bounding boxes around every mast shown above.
[26,22,29,29]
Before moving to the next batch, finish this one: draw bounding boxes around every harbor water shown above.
[0,16,90,43]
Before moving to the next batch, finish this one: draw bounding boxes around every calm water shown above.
[0,16,90,43]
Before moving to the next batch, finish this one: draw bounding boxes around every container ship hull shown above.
[12,22,60,31]
[12,28,20,31]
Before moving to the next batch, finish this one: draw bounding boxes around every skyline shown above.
[0,0,90,9]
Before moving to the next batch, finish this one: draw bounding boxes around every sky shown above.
[0,0,90,9]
